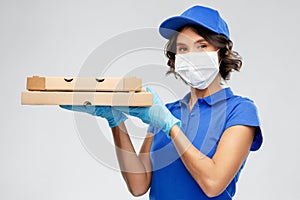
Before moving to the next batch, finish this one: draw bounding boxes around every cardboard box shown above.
[21,91,152,106]
[26,76,142,92]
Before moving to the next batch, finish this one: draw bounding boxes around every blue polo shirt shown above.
[147,87,263,200]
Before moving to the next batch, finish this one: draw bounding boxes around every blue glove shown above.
[114,87,181,136]
[59,105,127,128]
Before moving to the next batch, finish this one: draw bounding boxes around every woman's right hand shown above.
[59,105,127,128]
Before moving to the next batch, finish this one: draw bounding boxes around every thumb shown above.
[145,87,163,105]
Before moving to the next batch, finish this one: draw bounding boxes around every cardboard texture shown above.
[22,76,152,106]
[26,76,142,91]
[21,91,152,106]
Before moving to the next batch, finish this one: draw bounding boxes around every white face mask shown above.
[174,51,220,90]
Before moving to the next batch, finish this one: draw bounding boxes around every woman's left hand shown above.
[115,87,181,135]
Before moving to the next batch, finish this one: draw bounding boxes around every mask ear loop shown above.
[219,59,222,66]
[216,49,222,66]
[216,49,228,87]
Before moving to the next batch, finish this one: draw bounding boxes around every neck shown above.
[188,75,224,110]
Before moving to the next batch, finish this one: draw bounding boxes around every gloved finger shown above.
[59,105,74,110]
[93,106,117,116]
[145,87,163,105]
[145,86,156,94]
[59,105,88,113]
[113,106,131,114]
[110,106,124,114]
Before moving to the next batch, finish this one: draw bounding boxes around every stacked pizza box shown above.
[21,76,152,106]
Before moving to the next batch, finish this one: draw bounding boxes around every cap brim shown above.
[159,16,212,39]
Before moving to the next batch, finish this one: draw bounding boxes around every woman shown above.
[61,5,263,199]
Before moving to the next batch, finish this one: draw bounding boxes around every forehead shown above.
[176,27,205,43]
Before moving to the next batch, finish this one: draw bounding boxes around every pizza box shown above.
[26,76,142,92]
[21,91,152,106]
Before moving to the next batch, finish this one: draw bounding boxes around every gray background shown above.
[1,0,299,199]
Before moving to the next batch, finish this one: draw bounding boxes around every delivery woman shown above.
[61,5,263,199]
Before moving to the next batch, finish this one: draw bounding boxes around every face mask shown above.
[174,51,219,89]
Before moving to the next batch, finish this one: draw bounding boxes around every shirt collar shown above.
[180,87,234,106]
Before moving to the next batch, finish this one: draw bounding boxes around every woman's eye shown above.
[178,47,188,52]
[197,44,207,49]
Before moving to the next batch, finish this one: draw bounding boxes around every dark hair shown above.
[165,24,242,80]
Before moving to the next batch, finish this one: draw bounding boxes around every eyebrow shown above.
[194,39,207,44]
[176,39,207,46]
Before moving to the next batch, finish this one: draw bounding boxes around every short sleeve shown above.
[225,99,263,151]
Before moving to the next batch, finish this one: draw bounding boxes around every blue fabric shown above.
[147,87,263,200]
[159,5,230,40]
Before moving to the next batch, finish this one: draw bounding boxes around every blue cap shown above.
[159,5,230,39]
